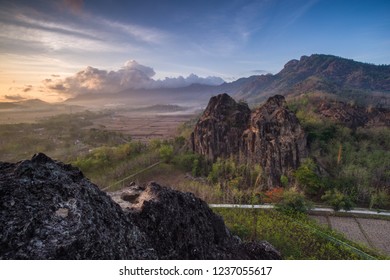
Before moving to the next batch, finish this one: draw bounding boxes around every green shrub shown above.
[172,153,207,176]
[280,175,289,187]
[321,190,354,211]
[159,144,174,163]
[275,190,313,214]
[369,190,390,210]
[207,158,262,189]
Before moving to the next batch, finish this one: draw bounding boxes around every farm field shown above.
[91,111,195,143]
[311,215,390,256]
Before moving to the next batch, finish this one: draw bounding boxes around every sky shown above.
[0,0,389,102]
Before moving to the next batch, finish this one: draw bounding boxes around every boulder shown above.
[0,153,155,259]
[110,183,281,260]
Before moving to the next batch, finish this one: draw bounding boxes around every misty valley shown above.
[1,54,390,260]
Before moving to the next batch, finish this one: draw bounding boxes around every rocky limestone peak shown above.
[0,154,281,260]
[192,94,307,188]
[242,95,307,187]
[191,93,251,161]
[202,93,250,120]
[262,95,287,111]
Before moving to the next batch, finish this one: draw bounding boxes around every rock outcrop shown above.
[0,153,155,260]
[0,153,281,260]
[191,93,251,161]
[192,94,307,188]
[317,100,390,128]
[110,183,281,260]
[241,95,307,187]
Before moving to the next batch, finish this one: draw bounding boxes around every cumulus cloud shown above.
[43,60,224,96]
[155,74,225,88]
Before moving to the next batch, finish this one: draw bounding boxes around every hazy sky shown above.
[1,0,389,102]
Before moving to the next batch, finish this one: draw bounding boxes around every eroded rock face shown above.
[0,153,281,260]
[241,95,307,187]
[110,183,281,260]
[192,93,307,188]
[191,93,251,161]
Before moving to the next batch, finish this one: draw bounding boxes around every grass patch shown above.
[214,207,386,260]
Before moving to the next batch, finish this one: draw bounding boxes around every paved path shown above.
[209,204,390,256]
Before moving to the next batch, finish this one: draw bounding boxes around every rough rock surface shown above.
[110,183,281,260]
[317,100,390,128]
[0,153,281,260]
[242,95,307,187]
[191,93,251,161]
[0,153,156,260]
[192,93,307,188]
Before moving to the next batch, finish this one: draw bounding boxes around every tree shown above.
[294,158,322,197]
[321,190,354,211]
[159,145,173,163]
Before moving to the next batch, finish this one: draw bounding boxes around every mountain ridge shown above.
[62,54,390,108]
[234,54,390,106]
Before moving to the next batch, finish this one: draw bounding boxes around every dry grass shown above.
[91,112,195,143]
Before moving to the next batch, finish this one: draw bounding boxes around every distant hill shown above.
[233,54,390,107]
[0,99,51,110]
[131,104,189,113]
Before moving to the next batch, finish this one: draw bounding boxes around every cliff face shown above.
[241,95,306,187]
[0,153,281,260]
[192,94,307,188]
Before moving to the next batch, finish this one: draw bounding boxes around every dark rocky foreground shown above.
[192,93,307,188]
[0,153,281,260]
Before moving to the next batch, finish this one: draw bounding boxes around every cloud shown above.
[0,6,163,54]
[155,74,225,88]
[43,60,224,96]
[4,94,26,101]
[251,70,270,74]
[23,85,33,92]
[63,0,84,14]
[101,19,170,45]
